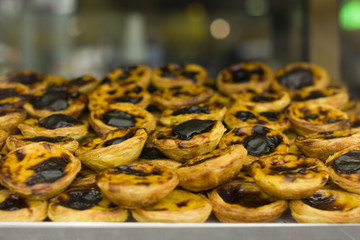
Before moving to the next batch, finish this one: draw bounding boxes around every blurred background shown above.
[0,0,358,94]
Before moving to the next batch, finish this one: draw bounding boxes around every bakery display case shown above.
[1,0,360,239]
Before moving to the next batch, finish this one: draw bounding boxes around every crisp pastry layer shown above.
[176,145,246,192]
[250,154,329,199]
[135,147,181,171]
[218,125,289,167]
[88,83,151,111]
[290,189,360,223]
[96,163,179,208]
[0,142,81,200]
[132,189,212,223]
[0,129,7,150]
[295,130,360,161]
[18,113,88,140]
[89,103,156,136]
[152,63,207,89]
[0,108,26,134]
[0,82,29,110]
[159,102,227,126]
[0,70,47,93]
[48,187,128,222]
[272,62,330,95]
[325,146,360,194]
[209,180,288,223]
[75,128,147,171]
[69,168,97,188]
[23,86,87,118]
[102,65,152,89]
[0,189,48,222]
[230,88,290,112]
[216,62,274,95]
[6,135,78,153]
[286,102,350,135]
[224,104,290,131]
[153,119,226,161]
[152,85,214,110]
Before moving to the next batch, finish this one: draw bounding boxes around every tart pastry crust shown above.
[0,142,81,200]
[75,128,147,172]
[209,180,288,223]
[216,62,275,95]
[290,189,360,223]
[0,108,27,134]
[153,119,226,161]
[176,145,247,192]
[250,154,329,199]
[96,163,179,208]
[132,189,212,223]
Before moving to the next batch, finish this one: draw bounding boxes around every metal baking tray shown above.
[0,210,359,240]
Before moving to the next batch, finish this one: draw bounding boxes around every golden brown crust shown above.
[103,65,152,89]
[209,180,288,223]
[176,145,247,192]
[48,187,128,222]
[249,154,329,199]
[218,125,289,167]
[0,189,48,222]
[153,120,226,161]
[152,63,207,89]
[286,102,351,135]
[132,189,212,223]
[216,62,275,95]
[152,85,214,110]
[0,130,8,150]
[75,128,148,172]
[290,189,360,223]
[89,103,156,136]
[96,163,179,208]
[0,109,26,134]
[0,142,81,200]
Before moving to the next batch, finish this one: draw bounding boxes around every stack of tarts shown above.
[0,62,360,224]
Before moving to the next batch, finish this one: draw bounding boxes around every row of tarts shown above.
[0,62,359,223]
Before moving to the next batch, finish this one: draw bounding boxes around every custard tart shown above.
[286,102,350,135]
[6,135,78,153]
[132,189,212,223]
[18,114,88,140]
[23,86,87,118]
[290,189,360,223]
[216,62,274,95]
[88,83,151,111]
[89,103,156,136]
[0,82,29,110]
[224,104,290,131]
[152,63,207,89]
[0,142,81,200]
[0,189,48,222]
[153,119,226,161]
[159,102,227,126]
[102,65,152,89]
[0,108,27,134]
[96,163,179,208]
[75,128,147,172]
[152,85,214,110]
[0,70,47,93]
[272,62,330,95]
[325,145,360,194]
[218,125,289,167]
[230,88,290,112]
[209,180,288,223]
[48,186,128,222]
[176,145,246,192]
[250,154,329,199]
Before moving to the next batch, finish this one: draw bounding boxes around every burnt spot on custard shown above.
[229,66,264,83]
[176,200,189,208]
[251,94,276,102]
[278,67,314,90]
[179,154,221,168]
[38,114,82,129]
[30,86,77,111]
[58,188,103,210]
[140,147,167,159]
[292,90,329,101]
[112,164,163,177]
[304,113,319,120]
[7,71,39,85]
[352,119,360,128]
[259,112,280,121]
[14,149,26,161]
[234,111,257,121]
[171,105,210,116]
[171,119,215,140]
[217,184,274,208]
[332,150,360,174]
[160,65,178,78]
[269,162,319,178]
[316,131,351,140]
[0,88,20,100]
[26,154,70,186]
[302,192,344,211]
[113,96,143,104]
[102,130,136,147]
[22,136,70,143]
[0,194,28,211]
[101,110,136,129]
